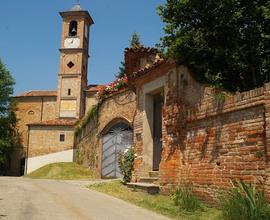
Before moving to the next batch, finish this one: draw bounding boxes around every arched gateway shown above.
[101,122,132,178]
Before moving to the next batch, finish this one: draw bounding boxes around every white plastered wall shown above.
[26,149,74,174]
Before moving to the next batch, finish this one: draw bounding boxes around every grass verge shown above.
[88,180,221,220]
[26,162,98,180]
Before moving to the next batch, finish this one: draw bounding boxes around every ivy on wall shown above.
[75,104,99,135]
[75,76,129,135]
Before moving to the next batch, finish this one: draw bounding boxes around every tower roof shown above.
[59,4,94,25]
[70,4,83,11]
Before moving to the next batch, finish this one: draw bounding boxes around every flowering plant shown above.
[118,147,135,183]
[95,76,128,101]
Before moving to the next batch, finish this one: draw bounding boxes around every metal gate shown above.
[102,123,132,178]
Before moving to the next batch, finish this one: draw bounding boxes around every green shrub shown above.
[171,186,202,212]
[221,180,270,220]
[118,147,134,183]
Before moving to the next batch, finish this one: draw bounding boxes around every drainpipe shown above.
[40,97,44,121]
[25,125,30,175]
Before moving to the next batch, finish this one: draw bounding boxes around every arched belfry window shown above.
[69,21,77,37]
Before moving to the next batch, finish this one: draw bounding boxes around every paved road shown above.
[0,177,170,220]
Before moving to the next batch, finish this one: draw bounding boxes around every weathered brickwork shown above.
[75,90,136,176]
[85,92,98,114]
[14,96,57,148]
[131,59,270,203]
[75,114,98,169]
[10,96,57,175]
[264,83,270,197]
[98,90,136,133]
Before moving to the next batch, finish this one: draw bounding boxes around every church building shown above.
[12,4,98,175]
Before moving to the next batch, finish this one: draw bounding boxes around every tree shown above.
[0,59,17,171]
[115,33,143,78]
[158,0,270,92]
[115,61,126,78]
[129,32,142,48]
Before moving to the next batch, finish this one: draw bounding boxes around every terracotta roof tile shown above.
[28,118,77,126]
[15,90,57,97]
[124,46,158,54]
[86,84,106,92]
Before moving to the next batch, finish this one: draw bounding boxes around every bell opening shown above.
[69,20,78,37]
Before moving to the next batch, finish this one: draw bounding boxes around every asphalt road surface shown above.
[0,177,170,220]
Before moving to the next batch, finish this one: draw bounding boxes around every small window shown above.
[68,89,71,96]
[69,20,77,37]
[60,134,65,142]
[67,61,74,69]
[28,110,34,115]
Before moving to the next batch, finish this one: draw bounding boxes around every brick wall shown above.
[264,83,270,198]
[125,48,157,75]
[132,62,270,203]
[75,113,99,169]
[10,96,57,175]
[132,88,144,180]
[14,96,57,148]
[28,126,74,157]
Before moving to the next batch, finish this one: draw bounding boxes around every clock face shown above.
[64,37,80,48]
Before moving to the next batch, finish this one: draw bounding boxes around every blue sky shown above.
[0,0,166,95]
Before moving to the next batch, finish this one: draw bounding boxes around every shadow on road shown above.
[0,197,6,218]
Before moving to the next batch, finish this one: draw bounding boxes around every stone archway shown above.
[101,121,132,178]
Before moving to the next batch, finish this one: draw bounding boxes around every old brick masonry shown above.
[129,56,270,202]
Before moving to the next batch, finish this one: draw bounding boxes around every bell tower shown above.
[57,4,94,119]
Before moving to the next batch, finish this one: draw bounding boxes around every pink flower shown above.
[95,76,129,101]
